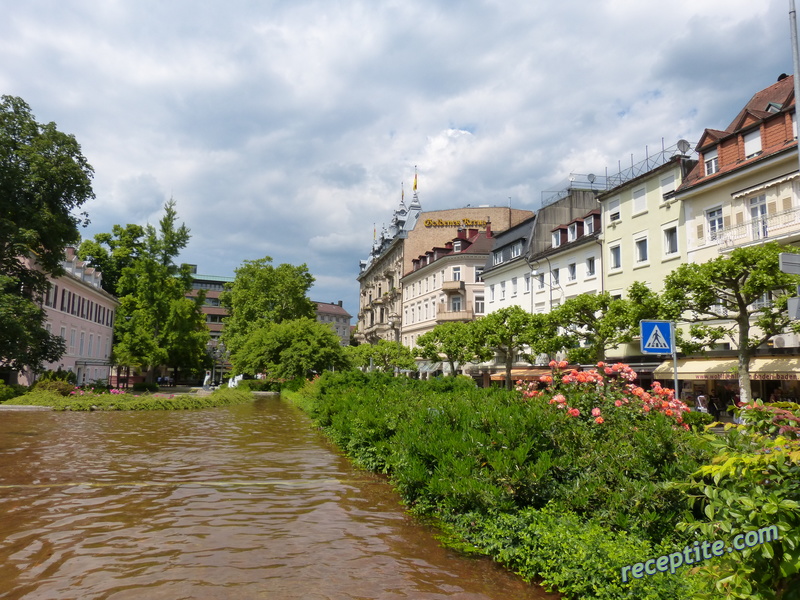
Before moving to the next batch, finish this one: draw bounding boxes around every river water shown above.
[0,398,555,600]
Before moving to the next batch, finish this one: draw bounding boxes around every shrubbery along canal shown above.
[0,398,553,599]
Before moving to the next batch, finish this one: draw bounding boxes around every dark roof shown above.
[314,302,352,318]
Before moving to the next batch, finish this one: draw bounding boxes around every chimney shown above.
[485,219,492,238]
[338,300,343,307]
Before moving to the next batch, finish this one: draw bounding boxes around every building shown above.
[187,268,235,345]
[355,181,533,344]
[16,247,119,386]
[315,301,352,346]
[400,227,494,349]
[663,74,800,402]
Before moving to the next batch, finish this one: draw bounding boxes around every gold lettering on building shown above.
[424,218,488,228]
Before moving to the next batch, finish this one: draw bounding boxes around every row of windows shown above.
[45,284,115,327]
[46,324,111,360]
[608,227,679,271]
[403,295,486,323]
[405,266,483,298]
[606,174,677,224]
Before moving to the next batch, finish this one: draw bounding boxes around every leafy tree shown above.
[220,257,316,358]
[0,95,94,372]
[78,224,146,295]
[473,306,558,389]
[345,340,416,373]
[663,243,800,405]
[233,318,348,380]
[415,321,483,375]
[112,200,208,382]
[550,282,663,363]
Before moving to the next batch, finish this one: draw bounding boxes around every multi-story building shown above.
[187,268,235,345]
[400,227,493,349]
[355,182,533,344]
[659,74,800,402]
[19,247,118,386]
[315,301,352,346]
[482,187,598,315]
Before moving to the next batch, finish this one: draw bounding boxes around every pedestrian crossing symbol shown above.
[640,320,674,354]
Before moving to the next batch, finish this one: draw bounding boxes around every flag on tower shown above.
[413,170,418,192]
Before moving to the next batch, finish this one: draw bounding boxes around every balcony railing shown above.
[715,206,800,251]
[436,301,474,322]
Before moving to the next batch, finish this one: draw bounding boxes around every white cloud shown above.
[1,0,792,316]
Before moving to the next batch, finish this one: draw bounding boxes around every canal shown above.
[0,398,555,599]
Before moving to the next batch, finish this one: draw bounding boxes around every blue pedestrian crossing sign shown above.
[640,320,674,354]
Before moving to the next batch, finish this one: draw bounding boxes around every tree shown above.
[345,340,417,373]
[111,200,208,382]
[473,306,558,389]
[549,282,663,363]
[233,318,348,380]
[663,243,800,405]
[415,321,483,375]
[220,257,316,358]
[78,224,146,295]
[0,95,94,373]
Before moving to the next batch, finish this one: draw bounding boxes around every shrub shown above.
[38,368,77,384]
[681,410,715,431]
[0,380,26,402]
[31,380,75,396]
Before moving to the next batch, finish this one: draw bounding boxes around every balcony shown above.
[441,279,465,293]
[436,301,474,323]
[715,206,800,252]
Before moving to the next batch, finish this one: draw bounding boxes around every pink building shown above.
[19,248,119,386]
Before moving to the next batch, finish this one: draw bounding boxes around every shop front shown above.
[653,357,800,405]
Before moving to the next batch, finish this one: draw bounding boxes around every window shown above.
[79,332,85,356]
[660,174,676,198]
[664,226,678,255]
[500,281,506,299]
[743,129,762,158]
[451,296,462,312]
[88,334,94,358]
[707,207,723,240]
[552,269,560,286]
[453,240,462,252]
[567,263,576,281]
[474,267,483,282]
[493,251,503,265]
[752,292,772,310]
[511,277,518,296]
[610,245,621,270]
[584,217,594,234]
[632,188,646,214]
[608,198,621,222]
[432,273,437,287]
[750,194,768,239]
[536,273,545,289]
[475,296,485,314]
[524,273,530,293]
[568,223,578,241]
[452,266,461,281]
[552,231,561,247]
[635,237,648,263]
[60,326,66,341]
[511,241,522,258]
[704,148,719,175]
[586,257,596,277]
[490,284,496,301]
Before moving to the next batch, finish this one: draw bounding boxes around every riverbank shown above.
[1,386,255,410]
[284,370,717,600]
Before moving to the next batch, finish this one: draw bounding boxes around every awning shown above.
[417,361,443,373]
[654,357,800,381]
[490,368,551,381]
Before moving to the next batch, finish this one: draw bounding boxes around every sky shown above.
[1,0,795,318]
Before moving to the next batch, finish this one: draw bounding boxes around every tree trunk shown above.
[737,315,752,406]
[504,348,514,390]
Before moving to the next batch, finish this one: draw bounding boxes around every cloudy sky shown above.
[1,0,794,316]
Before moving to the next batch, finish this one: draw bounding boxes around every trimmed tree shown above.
[662,243,800,405]
[415,321,483,376]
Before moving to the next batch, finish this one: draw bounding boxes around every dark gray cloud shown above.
[0,0,791,316]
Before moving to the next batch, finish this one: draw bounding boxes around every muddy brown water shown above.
[0,398,556,600]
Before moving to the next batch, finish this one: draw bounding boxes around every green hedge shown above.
[285,371,714,600]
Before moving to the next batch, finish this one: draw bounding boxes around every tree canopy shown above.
[0,95,94,373]
[233,318,348,380]
[662,243,800,404]
[415,321,483,375]
[220,256,316,360]
[345,340,417,373]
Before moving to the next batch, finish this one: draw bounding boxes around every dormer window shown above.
[552,231,561,247]
[704,148,719,175]
[567,223,578,241]
[453,240,462,252]
[493,250,504,265]
[766,101,782,113]
[510,241,522,258]
[584,218,594,235]
[743,129,762,159]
